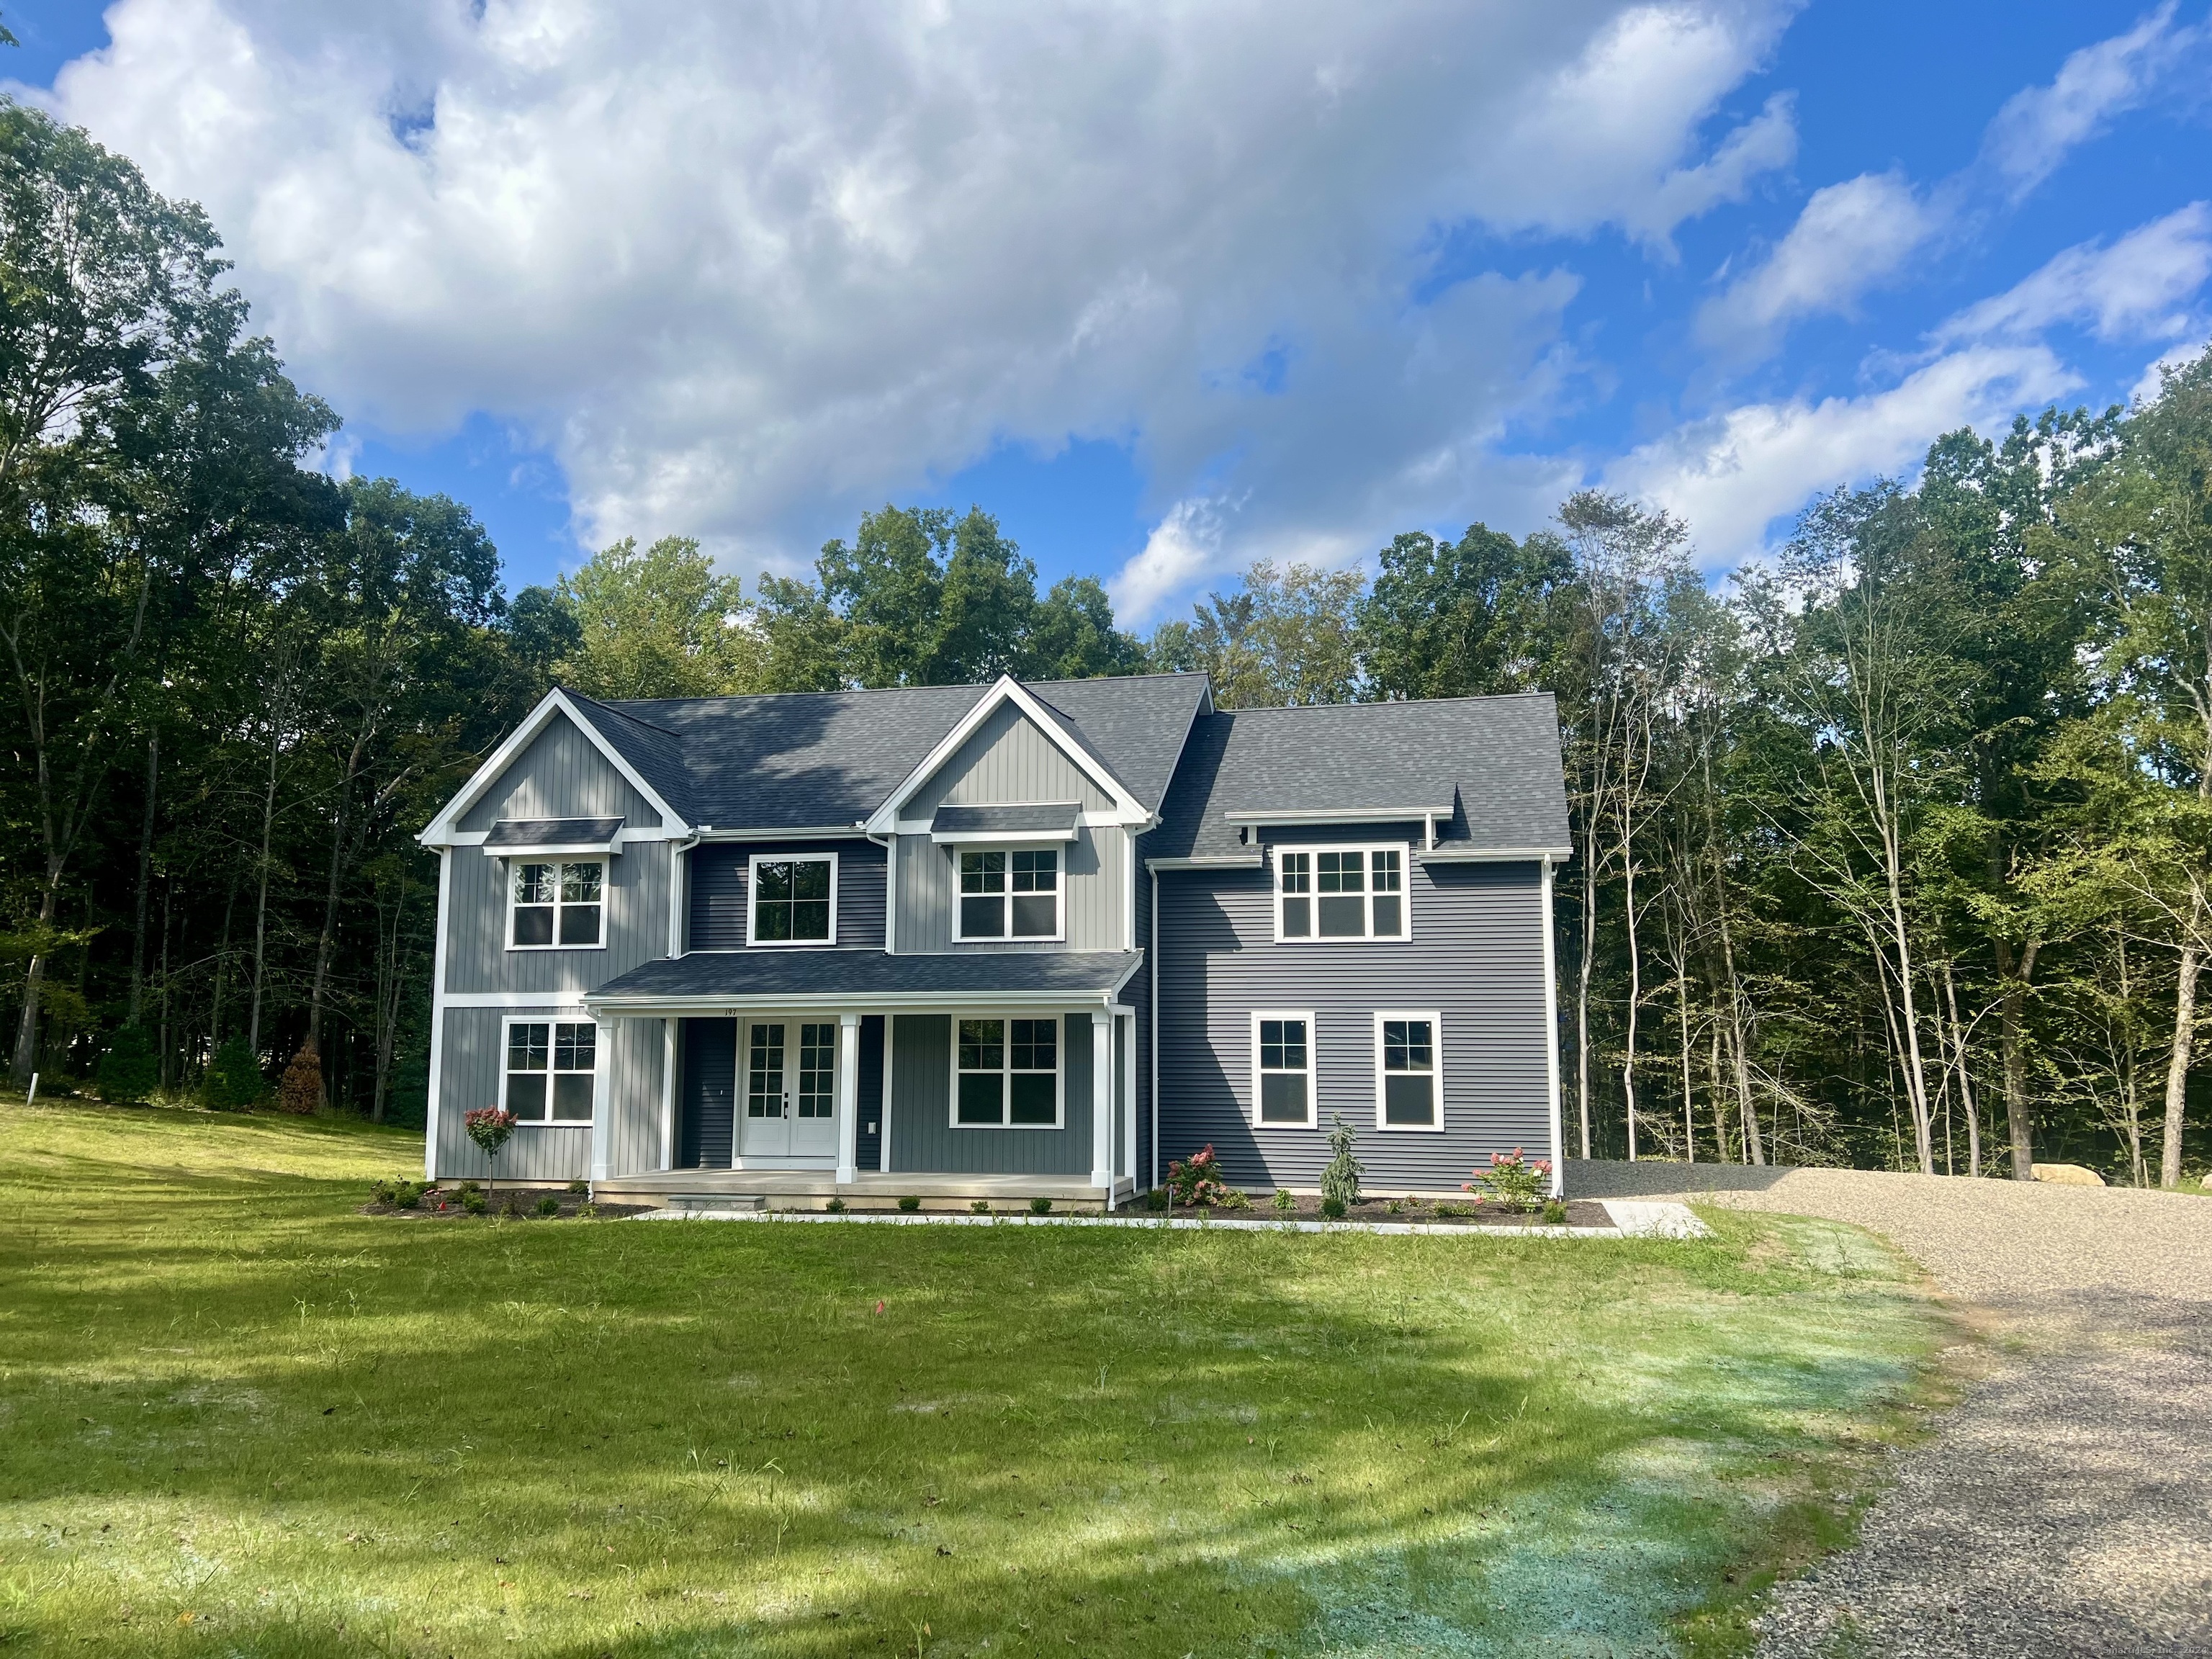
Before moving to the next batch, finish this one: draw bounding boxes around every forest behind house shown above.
[8,99,2212,1186]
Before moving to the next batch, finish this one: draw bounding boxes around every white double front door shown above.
[738,1017,840,1161]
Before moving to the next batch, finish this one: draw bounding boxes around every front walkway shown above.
[1568,1159,2212,1657]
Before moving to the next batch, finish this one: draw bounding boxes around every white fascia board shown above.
[1416,846,1573,863]
[1223,806,1452,825]
[418,689,691,847]
[863,675,1148,835]
[584,990,1114,1017]
[694,824,867,841]
[927,826,1080,845]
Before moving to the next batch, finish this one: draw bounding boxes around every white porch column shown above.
[1115,1006,1136,1185]
[589,1017,615,1184]
[836,1012,861,1185]
[659,1018,677,1172]
[1091,1007,1114,1190]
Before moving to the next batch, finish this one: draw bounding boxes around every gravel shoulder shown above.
[1569,1159,2212,1657]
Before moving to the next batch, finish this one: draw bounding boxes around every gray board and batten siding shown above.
[443,839,675,997]
[895,825,1125,953]
[1152,844,1552,1193]
[457,714,665,833]
[688,838,886,953]
[906,698,1116,815]
[887,1012,1096,1175]
[433,1008,665,1182]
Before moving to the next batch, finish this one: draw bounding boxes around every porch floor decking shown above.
[594,1169,1133,1210]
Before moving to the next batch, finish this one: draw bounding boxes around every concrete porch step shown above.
[663,1192,769,1213]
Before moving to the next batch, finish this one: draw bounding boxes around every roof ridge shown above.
[1213,691,1555,715]
[563,687,684,737]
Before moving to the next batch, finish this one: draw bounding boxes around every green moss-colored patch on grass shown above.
[0,1097,1945,1656]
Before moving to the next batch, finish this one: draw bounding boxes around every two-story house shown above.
[415,670,1571,1207]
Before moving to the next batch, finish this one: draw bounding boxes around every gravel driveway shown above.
[1568,1159,2212,1657]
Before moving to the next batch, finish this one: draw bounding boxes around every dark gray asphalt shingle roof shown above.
[930,803,1082,837]
[1143,693,1572,861]
[586,950,1142,1003]
[565,673,1208,830]
[482,817,624,849]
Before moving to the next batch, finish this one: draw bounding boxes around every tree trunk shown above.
[128,730,159,1024]
[1621,823,1642,1161]
[1943,961,1982,1178]
[1995,939,2039,1180]
[2163,925,2201,1190]
[9,865,63,1087]
[1708,1017,1732,1162]
[248,716,282,1059]
[1676,958,1696,1163]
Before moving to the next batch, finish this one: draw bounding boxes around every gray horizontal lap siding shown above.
[888,1012,1093,1175]
[896,826,1124,953]
[688,838,886,952]
[433,1007,664,1182]
[1154,857,1551,1191]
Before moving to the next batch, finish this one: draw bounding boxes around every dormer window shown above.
[509,860,604,949]
[1274,845,1407,942]
[956,848,1061,940]
[748,853,837,946]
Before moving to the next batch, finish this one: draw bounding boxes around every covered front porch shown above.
[582,948,1143,1205]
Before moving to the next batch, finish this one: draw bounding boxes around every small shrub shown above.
[98,1025,159,1105]
[371,1178,426,1210]
[1318,1196,1346,1220]
[1434,1200,1467,1218]
[578,1202,599,1219]
[1029,1196,1053,1215]
[534,1195,560,1217]
[897,1195,921,1212]
[1166,1144,1240,1208]
[501,1195,528,1218]
[459,1181,482,1195]
[276,1038,323,1115]
[1541,1198,1569,1225]
[1321,1116,1363,1209]
[1463,1147,1550,1214]
[462,1188,487,1215]
[1385,1198,1403,1215]
[567,1180,589,1195]
[1270,1188,1295,1215]
[969,1199,990,1215]
[826,1196,846,1213]
[1144,1188,1169,1212]
[201,1035,266,1110]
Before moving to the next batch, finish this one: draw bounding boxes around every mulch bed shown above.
[361,1187,657,1220]
[1157,1195,1617,1229]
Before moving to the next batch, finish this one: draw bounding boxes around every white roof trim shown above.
[863,675,1148,835]
[419,688,691,847]
[1417,846,1571,863]
[1223,806,1452,824]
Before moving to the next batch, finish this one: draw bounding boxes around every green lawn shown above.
[0,1098,1945,1658]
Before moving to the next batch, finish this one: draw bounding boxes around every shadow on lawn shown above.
[1,1154,1928,1658]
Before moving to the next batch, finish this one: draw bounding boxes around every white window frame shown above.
[948,1011,1066,1129]
[744,850,840,948]
[1372,1010,1444,1133]
[951,846,1066,943]
[505,858,608,952]
[1272,843,1410,943]
[500,1015,600,1126]
[1249,1010,1318,1130]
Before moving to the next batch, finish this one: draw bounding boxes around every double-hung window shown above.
[1374,1012,1442,1130]
[1275,846,1407,941]
[503,1019,597,1123]
[953,1016,1061,1126]
[748,853,837,945]
[510,860,603,948]
[956,849,1061,940]
[1250,1012,1317,1128]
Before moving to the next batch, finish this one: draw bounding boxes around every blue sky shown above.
[13,2,2211,621]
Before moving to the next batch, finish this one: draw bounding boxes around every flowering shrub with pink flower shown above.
[1462,1147,1551,1213]
[1166,1143,1248,1209]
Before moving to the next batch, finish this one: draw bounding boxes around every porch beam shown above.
[836,1012,861,1185]
[1091,1009,1113,1190]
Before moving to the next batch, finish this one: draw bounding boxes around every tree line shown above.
[5,96,2209,1184]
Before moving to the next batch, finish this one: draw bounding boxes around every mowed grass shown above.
[0,1099,1946,1658]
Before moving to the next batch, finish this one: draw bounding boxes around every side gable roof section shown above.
[418,688,694,848]
[865,675,1155,835]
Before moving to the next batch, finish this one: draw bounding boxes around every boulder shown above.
[2031,1162,2106,1187]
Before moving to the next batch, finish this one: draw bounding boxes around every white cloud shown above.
[1932,202,2212,347]
[1606,345,2078,565]
[29,0,1794,620]
[2134,339,2212,408]
[1696,171,1940,360]
[1980,4,2203,199]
